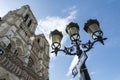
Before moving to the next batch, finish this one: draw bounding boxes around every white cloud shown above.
[67,6,77,20]
[35,6,77,58]
[36,16,69,37]
[35,6,77,41]
[67,10,77,20]
[0,3,9,17]
[35,7,78,79]
[90,71,96,75]
[69,78,74,80]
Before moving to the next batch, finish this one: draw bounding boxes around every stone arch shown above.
[28,56,34,68]
[10,37,24,56]
[29,54,36,64]
[10,40,16,51]
[16,47,23,59]
[16,38,23,47]
[29,53,38,68]
[11,37,24,47]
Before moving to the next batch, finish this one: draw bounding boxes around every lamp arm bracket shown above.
[82,37,107,53]
[63,46,77,55]
[82,40,93,52]
[71,40,81,46]
[51,46,76,56]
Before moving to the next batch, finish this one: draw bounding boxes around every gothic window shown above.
[27,19,32,27]
[0,49,4,56]
[20,24,23,30]
[18,24,28,37]
[0,17,2,21]
[6,43,11,50]
[14,50,18,56]
[37,39,40,43]
[25,31,27,36]
[18,24,23,32]
[24,14,29,22]
[28,57,34,68]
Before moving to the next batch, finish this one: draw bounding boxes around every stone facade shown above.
[0,5,49,80]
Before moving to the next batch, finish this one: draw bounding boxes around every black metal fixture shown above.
[49,19,107,80]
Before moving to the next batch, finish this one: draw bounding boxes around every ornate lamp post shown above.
[49,19,107,80]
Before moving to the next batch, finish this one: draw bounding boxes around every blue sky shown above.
[0,0,120,80]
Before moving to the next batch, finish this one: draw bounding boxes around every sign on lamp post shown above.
[72,52,88,78]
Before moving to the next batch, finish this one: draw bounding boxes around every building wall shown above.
[0,5,49,80]
[0,67,19,80]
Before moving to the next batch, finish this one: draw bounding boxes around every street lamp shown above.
[66,22,80,41]
[49,19,107,80]
[50,30,63,56]
[84,19,104,44]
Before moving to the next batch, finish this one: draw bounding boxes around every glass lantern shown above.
[84,19,103,40]
[66,22,80,41]
[50,29,63,49]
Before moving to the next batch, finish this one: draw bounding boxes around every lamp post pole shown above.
[80,64,91,80]
[74,38,90,80]
[49,19,107,80]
